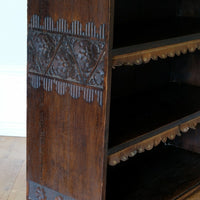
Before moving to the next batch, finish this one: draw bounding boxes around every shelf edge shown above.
[175,181,200,200]
[108,113,200,166]
[112,34,200,67]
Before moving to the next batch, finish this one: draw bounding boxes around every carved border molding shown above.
[108,116,200,166]
[28,181,75,200]
[28,73,103,105]
[28,15,106,106]
[29,15,106,40]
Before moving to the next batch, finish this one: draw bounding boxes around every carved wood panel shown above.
[28,15,106,106]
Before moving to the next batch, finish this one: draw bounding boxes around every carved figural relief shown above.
[28,15,106,106]
[29,181,75,200]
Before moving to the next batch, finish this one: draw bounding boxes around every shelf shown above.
[108,83,200,166]
[112,33,200,67]
[107,145,200,200]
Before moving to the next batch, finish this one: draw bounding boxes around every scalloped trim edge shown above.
[108,116,200,166]
[112,39,200,67]
[28,73,103,106]
[29,14,105,41]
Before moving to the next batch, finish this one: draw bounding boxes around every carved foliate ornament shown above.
[28,15,106,106]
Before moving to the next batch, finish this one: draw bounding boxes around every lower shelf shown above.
[106,145,200,200]
[109,83,200,148]
[108,83,200,165]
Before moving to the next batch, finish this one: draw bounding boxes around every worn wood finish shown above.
[108,81,200,164]
[112,0,200,66]
[178,184,200,200]
[109,52,200,165]
[173,51,200,87]
[27,0,200,199]
[108,114,200,166]
[171,124,200,154]
[112,34,200,67]
[107,145,200,200]
[113,0,200,49]
[27,1,112,200]
[2,136,200,200]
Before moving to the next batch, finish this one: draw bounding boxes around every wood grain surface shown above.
[27,1,113,200]
[112,34,200,67]
[27,0,200,199]
[107,145,200,200]
[1,136,200,200]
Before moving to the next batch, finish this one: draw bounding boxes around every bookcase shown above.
[27,0,200,199]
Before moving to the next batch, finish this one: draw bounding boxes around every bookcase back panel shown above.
[111,51,200,97]
[113,0,200,47]
[172,51,200,86]
[111,60,171,97]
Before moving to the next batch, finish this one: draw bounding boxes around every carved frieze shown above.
[28,15,106,106]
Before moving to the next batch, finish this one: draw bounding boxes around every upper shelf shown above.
[112,33,200,67]
[112,0,200,67]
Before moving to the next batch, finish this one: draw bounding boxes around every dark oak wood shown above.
[112,33,200,57]
[27,1,112,200]
[112,33,200,67]
[113,19,200,49]
[113,0,200,48]
[108,111,200,166]
[27,0,200,199]
[171,124,200,154]
[112,0,200,66]
[108,78,200,165]
[109,83,200,147]
[107,145,200,200]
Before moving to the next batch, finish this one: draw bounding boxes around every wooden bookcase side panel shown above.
[27,1,112,200]
[27,88,107,200]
